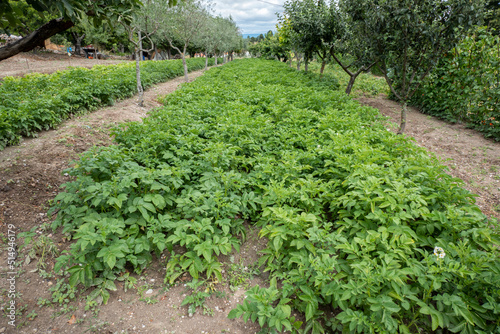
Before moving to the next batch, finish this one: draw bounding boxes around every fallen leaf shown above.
[68,314,77,325]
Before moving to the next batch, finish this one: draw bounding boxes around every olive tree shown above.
[194,13,217,70]
[122,0,178,106]
[159,0,209,82]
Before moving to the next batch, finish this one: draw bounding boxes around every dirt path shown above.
[357,95,500,221]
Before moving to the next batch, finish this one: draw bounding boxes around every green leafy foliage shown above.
[0,0,142,31]
[0,57,219,150]
[411,28,500,141]
[50,59,500,333]
[305,60,389,97]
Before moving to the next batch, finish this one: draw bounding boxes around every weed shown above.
[50,279,77,305]
[38,269,55,279]
[24,235,59,269]
[84,320,110,333]
[85,298,101,317]
[37,297,51,307]
[51,304,76,318]
[117,272,137,292]
[182,279,214,316]
[26,310,38,320]
[226,257,260,291]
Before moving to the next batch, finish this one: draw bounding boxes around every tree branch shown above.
[330,49,354,77]
[380,59,403,101]
[0,17,74,61]
[167,39,183,56]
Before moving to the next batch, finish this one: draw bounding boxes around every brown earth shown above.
[0,52,129,79]
[0,59,499,334]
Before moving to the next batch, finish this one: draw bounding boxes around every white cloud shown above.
[210,0,285,34]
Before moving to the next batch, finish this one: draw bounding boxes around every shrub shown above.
[411,28,500,141]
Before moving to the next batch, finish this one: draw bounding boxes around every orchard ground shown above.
[0,56,498,333]
[0,52,128,79]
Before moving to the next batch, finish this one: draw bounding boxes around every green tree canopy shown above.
[0,0,147,61]
[345,0,486,132]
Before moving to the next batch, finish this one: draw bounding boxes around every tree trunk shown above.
[296,54,301,71]
[320,60,326,78]
[182,46,188,82]
[138,31,143,61]
[135,49,144,107]
[346,75,356,95]
[398,102,407,134]
[215,54,218,66]
[305,59,309,72]
[0,17,74,61]
[205,49,208,70]
[71,32,85,56]
[154,45,158,61]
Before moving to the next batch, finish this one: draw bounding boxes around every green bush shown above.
[0,58,219,150]
[50,59,499,333]
[411,28,500,141]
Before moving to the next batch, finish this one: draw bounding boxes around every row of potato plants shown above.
[0,57,219,150]
[410,27,500,141]
[49,59,500,333]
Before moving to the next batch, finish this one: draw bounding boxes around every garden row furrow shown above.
[0,58,218,150]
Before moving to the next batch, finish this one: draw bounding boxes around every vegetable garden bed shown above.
[0,58,218,150]
[42,59,500,333]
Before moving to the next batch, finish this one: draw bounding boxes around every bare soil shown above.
[0,52,128,79]
[0,59,498,334]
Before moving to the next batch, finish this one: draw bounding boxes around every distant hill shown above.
[242,34,263,39]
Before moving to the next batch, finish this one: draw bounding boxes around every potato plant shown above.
[50,59,500,333]
[0,57,220,150]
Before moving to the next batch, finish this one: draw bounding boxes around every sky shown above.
[210,0,285,35]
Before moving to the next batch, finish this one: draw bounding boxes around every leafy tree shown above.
[282,0,376,92]
[159,0,208,82]
[282,0,324,72]
[122,0,178,106]
[0,0,142,61]
[345,0,486,133]
[251,33,288,62]
[219,16,241,62]
[193,13,216,70]
[1,0,56,36]
[276,18,294,67]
